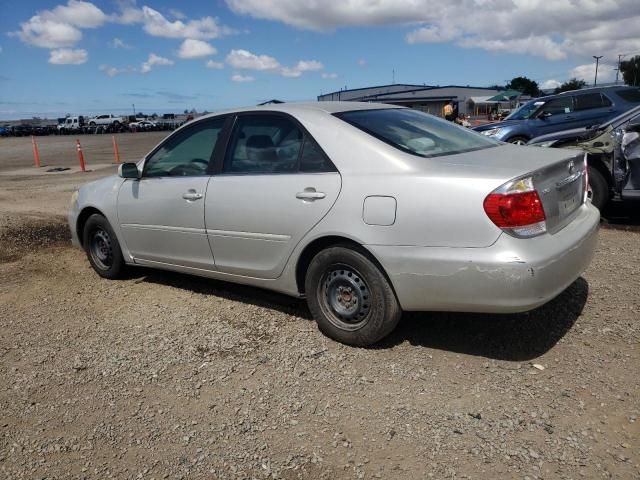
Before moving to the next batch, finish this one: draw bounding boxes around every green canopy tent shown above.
[486,89,522,102]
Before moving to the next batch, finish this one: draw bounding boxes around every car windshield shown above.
[505,101,545,120]
[335,108,499,158]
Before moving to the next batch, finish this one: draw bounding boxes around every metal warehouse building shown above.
[317,84,505,117]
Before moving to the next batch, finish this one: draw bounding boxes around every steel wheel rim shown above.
[319,264,371,331]
[90,228,113,270]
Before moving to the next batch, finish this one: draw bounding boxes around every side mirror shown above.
[118,162,140,179]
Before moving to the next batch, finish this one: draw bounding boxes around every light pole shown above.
[132,103,136,118]
[593,55,603,86]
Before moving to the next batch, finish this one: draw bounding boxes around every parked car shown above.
[129,120,156,131]
[474,86,640,144]
[69,103,599,346]
[529,105,640,210]
[58,116,86,133]
[88,114,126,127]
[0,126,10,136]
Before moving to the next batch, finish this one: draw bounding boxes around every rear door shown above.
[573,92,615,127]
[205,113,341,279]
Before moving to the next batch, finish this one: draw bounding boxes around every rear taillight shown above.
[483,176,546,238]
[583,153,589,203]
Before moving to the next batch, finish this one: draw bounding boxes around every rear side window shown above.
[616,88,640,103]
[335,108,498,158]
[574,93,610,110]
[299,137,336,173]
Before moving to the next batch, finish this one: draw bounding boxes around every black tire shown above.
[83,214,126,279]
[507,136,529,145]
[587,166,608,211]
[305,246,401,347]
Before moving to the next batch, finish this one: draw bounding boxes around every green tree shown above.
[554,78,587,93]
[506,76,540,97]
[620,55,640,86]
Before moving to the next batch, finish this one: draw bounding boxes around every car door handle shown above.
[296,189,326,201]
[182,191,203,201]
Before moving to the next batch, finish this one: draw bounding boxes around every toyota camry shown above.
[69,102,599,346]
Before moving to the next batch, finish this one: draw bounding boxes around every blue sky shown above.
[1,0,638,118]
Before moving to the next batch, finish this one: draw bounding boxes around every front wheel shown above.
[83,214,126,279]
[507,136,529,145]
[305,246,401,346]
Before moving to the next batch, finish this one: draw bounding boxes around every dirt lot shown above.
[1,133,639,479]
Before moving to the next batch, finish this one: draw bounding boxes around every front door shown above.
[205,113,341,279]
[117,116,226,269]
[535,96,579,135]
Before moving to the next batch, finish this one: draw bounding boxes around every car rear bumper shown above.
[367,202,599,313]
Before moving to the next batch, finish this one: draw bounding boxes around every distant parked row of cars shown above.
[1,116,182,137]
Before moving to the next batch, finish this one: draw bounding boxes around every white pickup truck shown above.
[87,114,126,127]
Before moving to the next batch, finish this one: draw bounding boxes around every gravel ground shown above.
[0,137,639,479]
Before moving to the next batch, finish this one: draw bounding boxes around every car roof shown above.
[198,101,400,120]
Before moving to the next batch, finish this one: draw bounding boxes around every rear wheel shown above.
[305,246,401,346]
[587,166,608,211]
[83,214,126,279]
[507,136,529,145]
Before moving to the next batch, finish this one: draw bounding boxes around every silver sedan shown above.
[69,102,599,346]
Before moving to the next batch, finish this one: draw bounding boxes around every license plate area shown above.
[557,174,582,217]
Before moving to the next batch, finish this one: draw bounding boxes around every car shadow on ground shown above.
[136,268,588,362]
[601,201,640,231]
[379,277,589,361]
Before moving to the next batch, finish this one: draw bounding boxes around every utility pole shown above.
[593,55,603,86]
[392,69,395,84]
[132,103,136,117]
[615,54,625,84]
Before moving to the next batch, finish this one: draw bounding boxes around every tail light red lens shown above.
[484,191,545,228]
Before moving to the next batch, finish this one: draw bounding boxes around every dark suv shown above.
[473,86,640,144]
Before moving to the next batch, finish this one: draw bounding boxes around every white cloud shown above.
[141,53,174,73]
[225,0,640,61]
[541,79,562,90]
[322,72,338,79]
[0,46,3,54]
[227,49,280,71]
[13,16,82,48]
[48,48,88,64]
[570,63,616,83]
[48,0,107,28]
[99,64,136,77]
[226,49,324,78]
[281,60,324,77]
[12,0,106,48]
[140,6,232,40]
[169,8,187,20]
[231,73,255,82]
[357,59,366,66]
[109,37,131,49]
[206,60,224,69]
[177,39,217,59]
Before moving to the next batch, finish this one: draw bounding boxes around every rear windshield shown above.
[616,88,640,103]
[335,108,499,158]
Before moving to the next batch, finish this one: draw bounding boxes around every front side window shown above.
[225,115,303,173]
[335,108,499,158]
[144,117,224,177]
[541,97,574,115]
